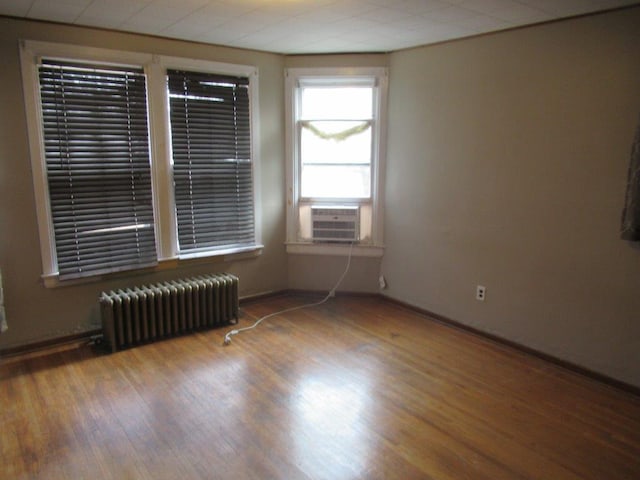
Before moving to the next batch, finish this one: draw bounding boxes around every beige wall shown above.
[287,254,381,294]
[0,18,287,349]
[383,7,640,387]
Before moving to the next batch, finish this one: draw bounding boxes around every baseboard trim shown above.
[0,329,102,360]
[287,288,379,298]
[239,289,290,305]
[381,294,640,397]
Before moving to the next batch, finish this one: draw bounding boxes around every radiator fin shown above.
[100,273,238,352]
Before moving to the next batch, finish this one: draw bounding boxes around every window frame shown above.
[153,55,262,262]
[285,67,387,256]
[37,59,158,280]
[20,40,262,287]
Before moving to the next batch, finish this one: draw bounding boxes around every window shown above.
[39,60,157,279]
[20,41,261,285]
[167,69,254,255]
[300,84,373,199]
[285,68,387,255]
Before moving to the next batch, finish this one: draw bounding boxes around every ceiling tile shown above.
[27,0,88,23]
[197,27,246,44]
[388,15,442,30]
[76,0,152,27]
[133,3,193,21]
[459,0,522,14]
[211,19,269,37]
[517,0,637,16]
[328,16,381,32]
[337,29,390,44]
[302,38,358,53]
[198,0,254,18]
[0,0,34,17]
[232,29,289,48]
[149,0,208,9]
[160,11,229,37]
[120,16,175,34]
[491,4,550,22]
[294,6,353,23]
[453,13,512,32]
[424,5,483,22]
[360,6,414,22]
[395,0,453,15]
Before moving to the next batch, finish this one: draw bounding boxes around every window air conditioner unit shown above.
[311,206,359,243]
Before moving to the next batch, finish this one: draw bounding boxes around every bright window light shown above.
[299,86,373,199]
[301,87,372,120]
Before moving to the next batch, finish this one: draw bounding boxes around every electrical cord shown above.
[223,241,354,345]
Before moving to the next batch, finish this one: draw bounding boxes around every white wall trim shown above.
[286,243,384,257]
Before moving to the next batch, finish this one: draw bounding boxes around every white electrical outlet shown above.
[476,285,486,301]
[379,275,387,289]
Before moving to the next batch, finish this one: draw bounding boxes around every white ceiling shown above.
[1,0,637,54]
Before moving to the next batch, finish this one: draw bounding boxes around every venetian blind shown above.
[167,69,254,253]
[39,60,157,279]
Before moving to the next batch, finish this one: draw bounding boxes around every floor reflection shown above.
[291,369,373,479]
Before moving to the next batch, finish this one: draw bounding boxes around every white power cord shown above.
[223,242,354,345]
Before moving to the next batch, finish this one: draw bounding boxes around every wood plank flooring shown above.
[1,295,639,479]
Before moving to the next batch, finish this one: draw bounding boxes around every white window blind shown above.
[167,69,254,254]
[39,60,157,279]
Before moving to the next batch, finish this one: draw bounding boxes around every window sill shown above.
[286,242,384,257]
[175,244,264,262]
[41,245,264,288]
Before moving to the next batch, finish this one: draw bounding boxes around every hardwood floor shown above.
[1,295,639,479]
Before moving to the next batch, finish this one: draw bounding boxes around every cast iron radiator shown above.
[99,273,238,352]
